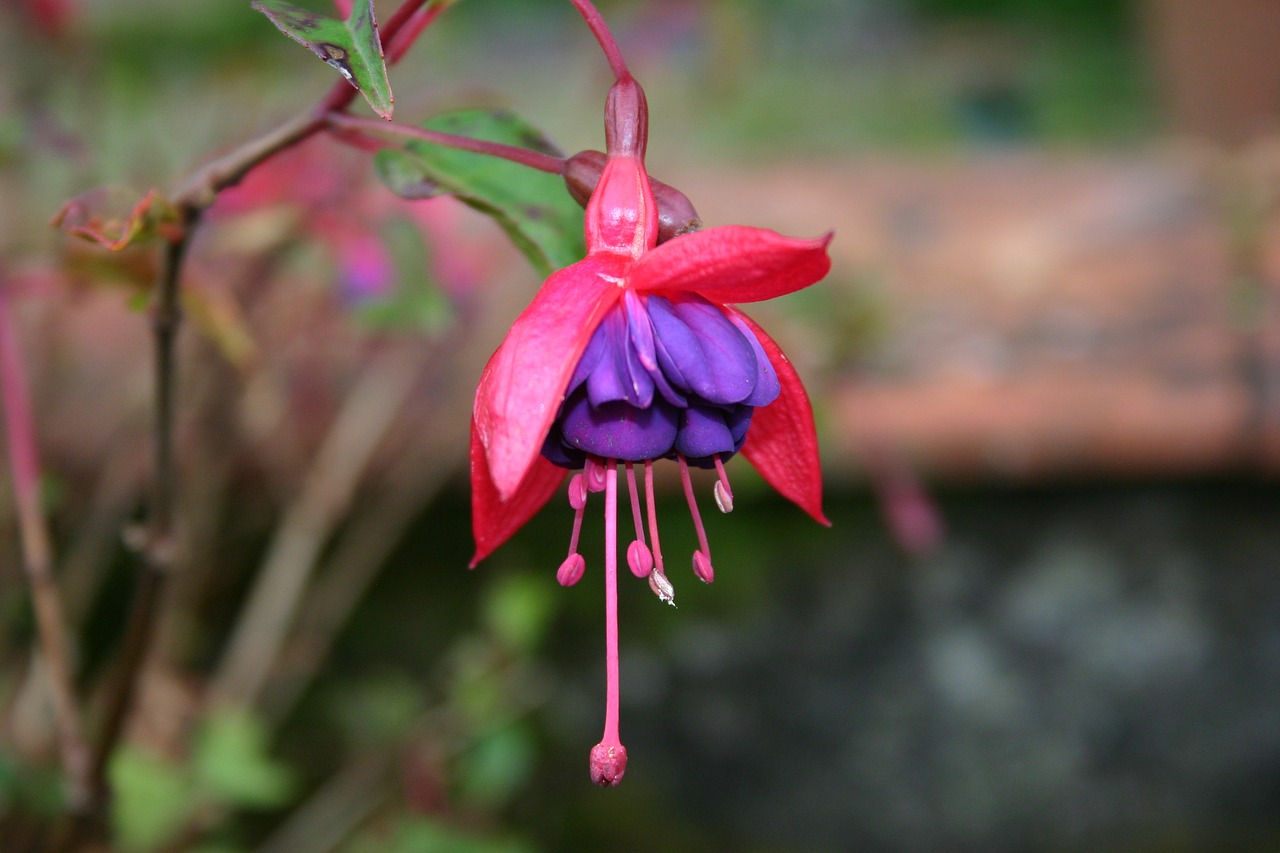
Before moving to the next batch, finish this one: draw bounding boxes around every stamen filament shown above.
[567,474,588,556]
[624,462,653,578]
[643,459,665,576]
[678,454,715,583]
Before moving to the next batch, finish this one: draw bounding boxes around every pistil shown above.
[590,459,628,786]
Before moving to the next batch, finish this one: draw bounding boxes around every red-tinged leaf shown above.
[470,419,566,567]
[52,188,179,252]
[252,0,393,119]
[473,254,625,500]
[633,226,832,303]
[733,310,829,526]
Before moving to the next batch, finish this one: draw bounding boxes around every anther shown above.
[648,568,676,605]
[626,540,653,578]
[692,550,714,584]
[712,455,734,513]
[585,456,608,493]
[569,473,588,510]
[558,553,586,587]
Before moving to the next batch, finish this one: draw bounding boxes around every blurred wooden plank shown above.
[679,154,1280,481]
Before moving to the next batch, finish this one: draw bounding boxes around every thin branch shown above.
[86,209,196,804]
[173,0,436,212]
[325,112,568,175]
[0,289,92,812]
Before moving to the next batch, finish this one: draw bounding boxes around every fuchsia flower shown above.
[469,75,831,786]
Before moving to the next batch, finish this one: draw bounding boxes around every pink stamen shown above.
[678,454,715,584]
[643,459,665,576]
[642,460,674,604]
[712,454,734,514]
[624,462,653,578]
[561,474,588,582]
[590,459,628,786]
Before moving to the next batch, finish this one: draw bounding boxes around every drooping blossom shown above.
[470,74,831,786]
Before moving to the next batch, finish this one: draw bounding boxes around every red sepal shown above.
[733,310,829,526]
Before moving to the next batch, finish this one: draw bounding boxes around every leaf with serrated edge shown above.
[252,0,393,118]
[373,110,585,276]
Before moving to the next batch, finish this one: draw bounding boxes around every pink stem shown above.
[569,0,631,82]
[385,0,446,65]
[602,460,620,743]
[325,113,567,175]
[0,290,91,809]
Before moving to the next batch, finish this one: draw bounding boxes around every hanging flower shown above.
[469,75,831,786]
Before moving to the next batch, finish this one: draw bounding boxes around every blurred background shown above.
[2,0,1280,850]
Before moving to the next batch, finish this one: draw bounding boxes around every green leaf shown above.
[374,110,585,276]
[252,0,393,119]
[109,748,195,853]
[192,709,294,810]
[347,817,534,853]
[456,725,536,808]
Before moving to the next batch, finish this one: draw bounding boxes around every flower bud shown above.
[564,150,702,244]
[605,78,648,158]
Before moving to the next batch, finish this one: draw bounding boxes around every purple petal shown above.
[583,310,654,408]
[729,313,780,407]
[674,405,737,460]
[560,389,679,462]
[649,296,759,405]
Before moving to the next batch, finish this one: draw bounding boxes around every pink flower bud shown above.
[563,150,702,244]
